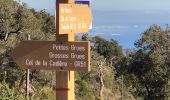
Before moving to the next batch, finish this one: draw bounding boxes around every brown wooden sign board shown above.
[59,4,92,34]
[11,41,90,71]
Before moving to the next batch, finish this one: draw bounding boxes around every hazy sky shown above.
[17,0,170,12]
[93,0,170,11]
[15,0,170,48]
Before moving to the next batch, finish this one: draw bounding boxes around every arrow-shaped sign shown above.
[11,41,90,71]
[59,4,92,34]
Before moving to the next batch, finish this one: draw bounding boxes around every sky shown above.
[15,0,170,48]
[93,0,170,11]
[17,0,170,12]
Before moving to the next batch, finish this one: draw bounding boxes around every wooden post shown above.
[56,0,75,100]
[26,69,30,100]
[26,34,30,100]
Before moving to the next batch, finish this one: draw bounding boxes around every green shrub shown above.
[32,87,54,100]
[0,82,15,100]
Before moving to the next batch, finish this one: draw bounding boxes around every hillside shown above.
[0,0,130,99]
[1,0,170,100]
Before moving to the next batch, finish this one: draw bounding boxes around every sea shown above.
[88,10,170,49]
[17,0,170,49]
[48,9,170,49]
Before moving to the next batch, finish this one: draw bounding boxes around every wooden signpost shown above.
[11,41,90,71]
[11,0,92,99]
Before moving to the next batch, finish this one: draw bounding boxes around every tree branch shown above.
[3,27,22,41]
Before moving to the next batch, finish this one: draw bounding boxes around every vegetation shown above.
[116,25,170,100]
[0,0,170,100]
[0,0,55,99]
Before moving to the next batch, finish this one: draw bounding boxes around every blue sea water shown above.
[89,10,170,49]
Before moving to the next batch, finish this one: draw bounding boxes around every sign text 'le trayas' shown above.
[59,4,92,34]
